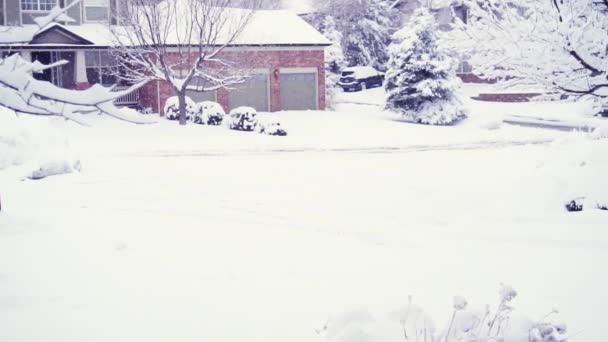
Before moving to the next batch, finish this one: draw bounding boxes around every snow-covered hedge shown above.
[321,284,568,342]
[193,101,225,125]
[255,115,288,136]
[226,106,258,131]
[163,96,196,121]
[0,106,80,180]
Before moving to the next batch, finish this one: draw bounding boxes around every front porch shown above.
[18,48,140,107]
[1,24,140,108]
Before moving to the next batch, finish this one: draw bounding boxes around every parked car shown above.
[337,66,385,92]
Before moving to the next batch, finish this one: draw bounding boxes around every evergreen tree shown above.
[317,15,347,109]
[310,0,397,71]
[384,8,466,125]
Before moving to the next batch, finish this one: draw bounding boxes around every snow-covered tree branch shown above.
[0,1,153,124]
[444,0,608,104]
[111,0,262,125]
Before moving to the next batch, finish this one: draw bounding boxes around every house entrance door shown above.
[31,51,76,89]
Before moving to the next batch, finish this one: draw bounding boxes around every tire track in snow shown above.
[117,139,552,158]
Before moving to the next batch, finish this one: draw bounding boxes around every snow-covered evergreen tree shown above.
[384,8,466,125]
[316,15,346,109]
[310,0,397,71]
[319,15,346,75]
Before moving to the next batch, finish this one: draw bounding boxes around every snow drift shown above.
[0,106,80,179]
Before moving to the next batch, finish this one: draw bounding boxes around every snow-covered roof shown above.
[280,0,314,15]
[0,8,330,47]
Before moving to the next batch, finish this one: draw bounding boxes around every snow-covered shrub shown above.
[322,284,568,342]
[565,199,584,212]
[136,106,154,115]
[0,106,80,180]
[163,96,196,121]
[591,122,608,140]
[226,106,258,131]
[384,8,466,125]
[193,101,225,125]
[255,115,288,136]
[541,134,608,212]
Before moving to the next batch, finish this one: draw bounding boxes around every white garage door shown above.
[229,73,269,112]
[280,72,317,111]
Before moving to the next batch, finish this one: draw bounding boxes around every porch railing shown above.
[113,86,140,106]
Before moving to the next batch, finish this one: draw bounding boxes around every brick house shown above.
[0,0,331,113]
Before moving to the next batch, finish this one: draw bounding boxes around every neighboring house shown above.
[392,0,537,101]
[0,0,331,113]
[391,0,475,79]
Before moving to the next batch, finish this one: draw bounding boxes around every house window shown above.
[85,51,118,85]
[456,61,473,74]
[84,0,109,21]
[21,0,56,11]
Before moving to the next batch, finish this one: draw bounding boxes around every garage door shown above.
[229,73,269,112]
[186,76,216,103]
[280,72,317,111]
[186,89,216,103]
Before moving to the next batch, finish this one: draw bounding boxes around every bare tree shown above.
[111,0,263,125]
[0,0,151,124]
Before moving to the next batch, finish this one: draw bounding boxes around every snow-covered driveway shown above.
[1,105,607,342]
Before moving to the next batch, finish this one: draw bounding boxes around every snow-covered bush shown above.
[255,115,288,136]
[0,106,80,180]
[384,8,466,126]
[226,106,258,131]
[163,96,196,121]
[541,133,608,213]
[321,284,568,342]
[591,122,608,140]
[193,101,225,125]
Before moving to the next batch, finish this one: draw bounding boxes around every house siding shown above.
[141,49,326,114]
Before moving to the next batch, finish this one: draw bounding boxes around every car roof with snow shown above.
[342,66,383,78]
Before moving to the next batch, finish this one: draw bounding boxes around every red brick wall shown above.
[474,93,542,102]
[139,48,326,115]
[74,82,90,90]
[457,73,496,84]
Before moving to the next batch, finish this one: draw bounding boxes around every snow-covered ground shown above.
[1,94,607,342]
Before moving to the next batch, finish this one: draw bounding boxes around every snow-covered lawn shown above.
[1,99,607,342]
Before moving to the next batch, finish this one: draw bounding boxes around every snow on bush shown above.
[591,122,608,140]
[0,106,80,180]
[384,8,466,126]
[539,133,608,212]
[255,115,288,136]
[163,96,196,121]
[321,284,568,342]
[193,101,225,125]
[225,106,258,131]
